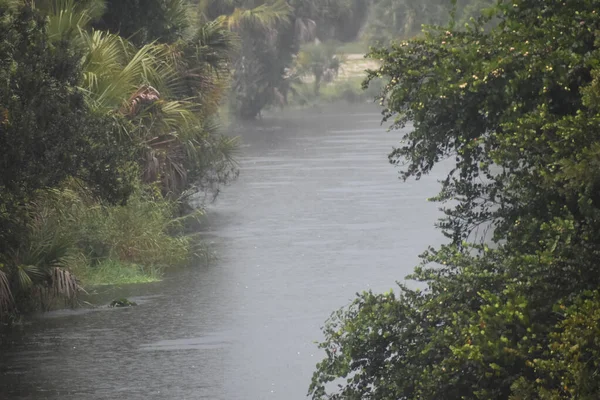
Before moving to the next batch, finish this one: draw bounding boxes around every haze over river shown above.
[0,105,447,399]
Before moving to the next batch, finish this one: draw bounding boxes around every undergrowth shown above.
[289,76,383,107]
[0,183,207,320]
[74,260,162,286]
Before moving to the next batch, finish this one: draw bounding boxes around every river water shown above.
[0,105,448,399]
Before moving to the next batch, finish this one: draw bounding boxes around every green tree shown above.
[199,0,354,119]
[0,0,239,321]
[0,3,138,319]
[36,0,239,198]
[310,0,600,398]
[0,4,136,207]
[294,42,343,96]
[92,0,189,46]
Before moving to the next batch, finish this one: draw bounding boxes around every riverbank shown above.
[0,106,447,399]
[287,51,383,107]
[0,2,238,322]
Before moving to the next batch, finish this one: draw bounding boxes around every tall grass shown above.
[0,184,205,322]
[74,190,192,269]
[75,260,162,286]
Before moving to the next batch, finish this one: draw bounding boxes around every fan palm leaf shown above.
[0,195,80,320]
[50,267,79,300]
[33,0,106,40]
[191,18,238,74]
[226,0,292,31]
[0,269,14,320]
[16,265,34,290]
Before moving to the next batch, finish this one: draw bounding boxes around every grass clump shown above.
[74,260,162,286]
[0,182,211,321]
[9,185,202,292]
[75,190,193,270]
[67,186,203,286]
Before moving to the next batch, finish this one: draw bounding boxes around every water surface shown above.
[0,105,447,399]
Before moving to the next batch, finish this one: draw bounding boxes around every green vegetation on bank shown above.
[290,75,383,106]
[284,45,383,107]
[77,261,162,286]
[309,0,600,398]
[282,0,497,108]
[0,0,374,322]
[198,0,363,119]
[0,0,238,322]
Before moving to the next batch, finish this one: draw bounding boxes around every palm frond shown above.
[16,265,34,290]
[50,267,80,301]
[226,0,292,31]
[162,0,190,36]
[79,31,183,114]
[191,19,238,73]
[22,264,47,281]
[155,100,200,134]
[33,0,106,40]
[0,269,14,321]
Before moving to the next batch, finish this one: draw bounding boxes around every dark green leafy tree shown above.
[0,3,138,319]
[310,0,600,398]
[93,0,189,46]
[0,4,136,208]
[0,0,241,322]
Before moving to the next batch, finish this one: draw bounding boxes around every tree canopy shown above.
[310,0,600,398]
[0,4,136,204]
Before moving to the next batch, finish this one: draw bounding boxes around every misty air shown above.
[1,0,599,399]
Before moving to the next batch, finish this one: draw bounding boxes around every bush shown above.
[74,190,192,269]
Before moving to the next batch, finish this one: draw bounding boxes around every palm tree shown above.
[37,0,239,198]
[199,0,353,118]
[0,193,81,320]
[198,0,293,118]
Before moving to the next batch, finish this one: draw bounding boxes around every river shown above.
[0,104,448,399]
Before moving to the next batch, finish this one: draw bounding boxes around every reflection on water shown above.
[0,104,447,399]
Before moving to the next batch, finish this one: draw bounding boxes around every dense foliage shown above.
[0,0,238,321]
[93,0,189,45]
[363,0,494,45]
[198,0,356,119]
[0,5,136,206]
[310,0,600,398]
